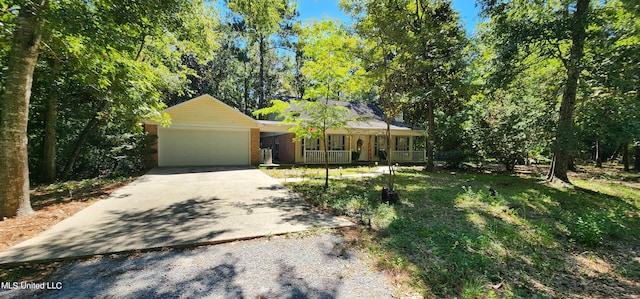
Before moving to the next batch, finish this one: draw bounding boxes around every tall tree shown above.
[578,0,640,169]
[293,18,367,187]
[344,0,467,170]
[227,0,296,110]
[254,100,350,188]
[481,0,591,183]
[0,0,48,217]
[1,0,217,217]
[300,19,367,101]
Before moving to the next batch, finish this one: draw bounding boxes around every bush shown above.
[437,112,476,168]
[572,209,606,247]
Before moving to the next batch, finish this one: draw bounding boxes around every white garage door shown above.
[158,127,250,166]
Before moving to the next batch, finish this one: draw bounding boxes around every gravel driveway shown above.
[1,232,394,298]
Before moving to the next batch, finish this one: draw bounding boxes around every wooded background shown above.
[0,0,638,217]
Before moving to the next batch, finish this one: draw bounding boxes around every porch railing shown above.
[304,150,351,164]
[391,150,426,162]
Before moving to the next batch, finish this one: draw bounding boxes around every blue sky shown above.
[297,0,481,35]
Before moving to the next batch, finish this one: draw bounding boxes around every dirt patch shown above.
[0,178,136,252]
[554,244,640,298]
[337,226,424,298]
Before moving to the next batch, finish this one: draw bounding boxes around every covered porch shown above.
[302,149,426,164]
[258,120,426,165]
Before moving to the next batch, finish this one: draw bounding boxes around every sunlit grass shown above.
[260,165,379,178]
[573,179,640,207]
[277,167,640,298]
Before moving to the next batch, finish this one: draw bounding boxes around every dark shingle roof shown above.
[263,98,422,131]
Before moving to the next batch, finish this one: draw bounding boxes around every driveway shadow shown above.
[0,197,229,264]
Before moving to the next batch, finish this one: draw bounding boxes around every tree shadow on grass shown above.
[387,171,640,297]
[290,170,640,297]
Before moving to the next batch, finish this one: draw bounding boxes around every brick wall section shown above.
[144,124,159,168]
[279,134,296,163]
[250,128,261,165]
[260,133,296,164]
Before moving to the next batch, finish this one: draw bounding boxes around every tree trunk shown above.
[295,49,305,98]
[42,59,60,183]
[595,139,602,167]
[258,35,266,109]
[547,155,556,181]
[322,97,331,188]
[568,156,577,171]
[244,62,250,114]
[634,144,640,171]
[425,100,435,170]
[323,134,329,189]
[60,101,107,180]
[622,143,629,172]
[386,121,393,190]
[0,1,47,218]
[550,0,590,183]
[610,143,623,161]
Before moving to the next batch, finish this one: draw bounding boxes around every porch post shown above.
[349,135,352,163]
[409,136,413,162]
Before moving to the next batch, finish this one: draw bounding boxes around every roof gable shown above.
[165,94,258,128]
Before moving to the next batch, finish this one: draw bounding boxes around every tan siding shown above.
[295,140,303,163]
[168,96,258,128]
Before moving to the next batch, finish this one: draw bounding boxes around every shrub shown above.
[572,209,606,247]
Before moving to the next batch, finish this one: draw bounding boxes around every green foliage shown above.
[345,0,468,169]
[300,18,368,101]
[436,111,475,167]
[282,167,640,297]
[466,91,550,171]
[287,177,389,219]
[576,0,640,161]
[227,0,293,35]
[226,0,298,109]
[571,208,607,247]
[254,98,351,187]
[17,0,219,182]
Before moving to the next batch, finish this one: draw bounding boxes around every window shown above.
[374,135,387,154]
[375,135,388,160]
[301,138,320,155]
[395,136,409,151]
[328,135,345,150]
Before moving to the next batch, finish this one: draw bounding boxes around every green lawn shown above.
[260,165,380,179]
[278,166,640,298]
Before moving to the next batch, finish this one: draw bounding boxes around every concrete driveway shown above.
[0,167,353,265]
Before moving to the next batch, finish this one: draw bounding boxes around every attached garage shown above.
[145,94,261,167]
[158,127,250,166]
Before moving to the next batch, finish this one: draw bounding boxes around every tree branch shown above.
[554,41,569,68]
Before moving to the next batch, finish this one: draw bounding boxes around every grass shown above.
[275,166,640,298]
[260,165,381,179]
